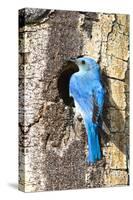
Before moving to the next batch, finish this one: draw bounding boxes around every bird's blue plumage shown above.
[69,57,105,163]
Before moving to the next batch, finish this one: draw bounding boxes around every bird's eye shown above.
[81,60,85,65]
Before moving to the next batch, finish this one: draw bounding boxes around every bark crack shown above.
[106,14,117,52]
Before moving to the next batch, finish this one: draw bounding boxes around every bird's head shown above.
[69,56,99,72]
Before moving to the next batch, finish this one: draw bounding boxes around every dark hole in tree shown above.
[57,61,79,106]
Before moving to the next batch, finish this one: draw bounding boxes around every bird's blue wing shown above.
[92,81,105,123]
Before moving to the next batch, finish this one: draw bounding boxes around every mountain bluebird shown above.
[69,56,105,163]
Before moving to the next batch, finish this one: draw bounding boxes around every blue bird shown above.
[69,56,105,164]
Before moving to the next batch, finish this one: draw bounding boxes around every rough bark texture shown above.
[19,8,129,192]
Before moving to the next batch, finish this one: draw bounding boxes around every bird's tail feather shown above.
[84,118,101,163]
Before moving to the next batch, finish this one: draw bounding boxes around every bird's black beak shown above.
[67,57,77,63]
[65,55,84,62]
